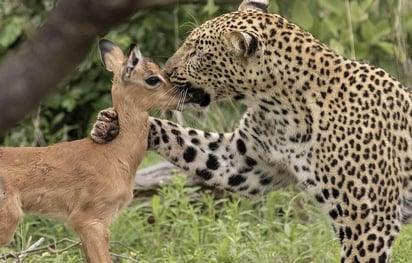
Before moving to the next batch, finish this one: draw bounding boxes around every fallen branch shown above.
[1,238,81,261]
[0,237,142,262]
[132,161,225,203]
[12,237,45,263]
[134,161,204,190]
[133,161,206,199]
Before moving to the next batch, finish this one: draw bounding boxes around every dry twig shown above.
[12,237,45,263]
[1,238,80,261]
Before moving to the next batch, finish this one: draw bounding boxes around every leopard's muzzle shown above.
[179,82,211,107]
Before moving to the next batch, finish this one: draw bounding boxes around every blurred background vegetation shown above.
[1,0,412,262]
[0,0,411,146]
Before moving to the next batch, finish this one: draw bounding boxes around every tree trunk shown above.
[0,0,191,134]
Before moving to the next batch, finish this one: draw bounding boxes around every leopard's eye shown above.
[145,76,162,88]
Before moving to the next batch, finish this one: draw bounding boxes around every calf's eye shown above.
[145,76,162,87]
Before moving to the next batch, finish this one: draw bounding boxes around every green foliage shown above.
[0,0,411,145]
[3,177,412,262]
[273,0,412,78]
[0,178,340,262]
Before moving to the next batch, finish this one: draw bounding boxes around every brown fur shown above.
[0,39,181,263]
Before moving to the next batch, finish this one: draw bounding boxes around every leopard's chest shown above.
[229,109,315,189]
[236,109,314,164]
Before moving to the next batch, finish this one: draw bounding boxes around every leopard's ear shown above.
[225,31,259,58]
[238,0,268,12]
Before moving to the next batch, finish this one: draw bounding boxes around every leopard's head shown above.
[164,0,277,107]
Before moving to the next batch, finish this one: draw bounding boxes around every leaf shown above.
[203,0,219,16]
[152,195,160,219]
[369,21,391,43]
[216,237,231,262]
[61,97,77,112]
[51,112,65,127]
[360,20,376,41]
[323,17,340,37]
[349,1,368,23]
[376,42,395,56]
[359,0,374,11]
[0,17,23,48]
[329,39,345,55]
[318,0,345,15]
[291,2,314,29]
[353,42,367,59]
[284,222,291,237]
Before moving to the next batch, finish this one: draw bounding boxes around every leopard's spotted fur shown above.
[92,1,412,262]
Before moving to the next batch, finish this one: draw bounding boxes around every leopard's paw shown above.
[90,108,119,144]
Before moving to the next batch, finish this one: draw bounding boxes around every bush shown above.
[0,0,410,145]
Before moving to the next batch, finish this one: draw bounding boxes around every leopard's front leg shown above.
[148,117,231,181]
[148,117,278,196]
[90,110,277,195]
[90,109,235,188]
[90,108,119,144]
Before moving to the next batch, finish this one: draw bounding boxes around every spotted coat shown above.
[153,8,412,263]
[92,1,412,262]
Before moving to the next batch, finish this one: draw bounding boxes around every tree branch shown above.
[134,161,204,190]
[12,237,45,263]
[132,161,225,203]
[0,0,193,135]
[1,238,80,261]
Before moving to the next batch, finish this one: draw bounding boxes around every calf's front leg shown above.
[69,212,112,263]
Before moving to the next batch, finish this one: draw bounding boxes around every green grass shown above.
[0,173,412,263]
[0,175,336,263]
[2,172,412,262]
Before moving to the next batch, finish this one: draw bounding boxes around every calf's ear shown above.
[98,39,124,72]
[124,44,144,79]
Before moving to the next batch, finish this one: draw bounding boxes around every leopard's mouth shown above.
[179,83,211,107]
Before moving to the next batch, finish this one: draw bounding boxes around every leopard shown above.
[91,0,412,262]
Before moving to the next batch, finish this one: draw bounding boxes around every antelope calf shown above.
[0,39,182,262]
